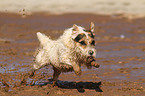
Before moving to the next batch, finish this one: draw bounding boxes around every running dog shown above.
[31,22,99,85]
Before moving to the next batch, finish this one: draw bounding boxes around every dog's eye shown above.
[79,41,86,45]
[91,40,95,46]
[74,34,85,42]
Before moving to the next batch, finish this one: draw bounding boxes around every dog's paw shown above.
[74,67,82,76]
[52,81,58,87]
[72,64,82,76]
[74,70,82,76]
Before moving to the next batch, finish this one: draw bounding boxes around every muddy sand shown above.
[0,13,145,96]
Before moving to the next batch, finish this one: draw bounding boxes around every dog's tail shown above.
[36,32,51,46]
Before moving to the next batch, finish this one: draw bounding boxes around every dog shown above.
[30,22,99,86]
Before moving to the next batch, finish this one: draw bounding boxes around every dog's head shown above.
[72,22,96,58]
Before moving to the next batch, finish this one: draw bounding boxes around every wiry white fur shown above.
[33,26,96,71]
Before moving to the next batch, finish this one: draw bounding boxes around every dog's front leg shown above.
[72,63,81,76]
[52,67,61,86]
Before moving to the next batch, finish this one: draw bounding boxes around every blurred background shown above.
[0,0,145,18]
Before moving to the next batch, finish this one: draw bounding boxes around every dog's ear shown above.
[73,24,79,31]
[72,24,79,39]
[90,22,95,35]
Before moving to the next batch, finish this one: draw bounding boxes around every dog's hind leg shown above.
[27,63,49,86]
[29,63,48,78]
[20,64,41,86]
[52,67,61,87]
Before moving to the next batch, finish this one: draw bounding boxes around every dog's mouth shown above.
[86,56,95,63]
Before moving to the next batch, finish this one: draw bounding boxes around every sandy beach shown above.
[0,0,145,96]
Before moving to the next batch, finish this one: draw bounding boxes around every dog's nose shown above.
[88,50,94,55]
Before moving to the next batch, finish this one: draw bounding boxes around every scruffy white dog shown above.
[31,22,99,85]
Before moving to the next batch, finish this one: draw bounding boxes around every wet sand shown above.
[0,13,145,96]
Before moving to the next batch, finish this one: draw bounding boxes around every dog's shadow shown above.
[57,80,103,93]
[35,79,103,93]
